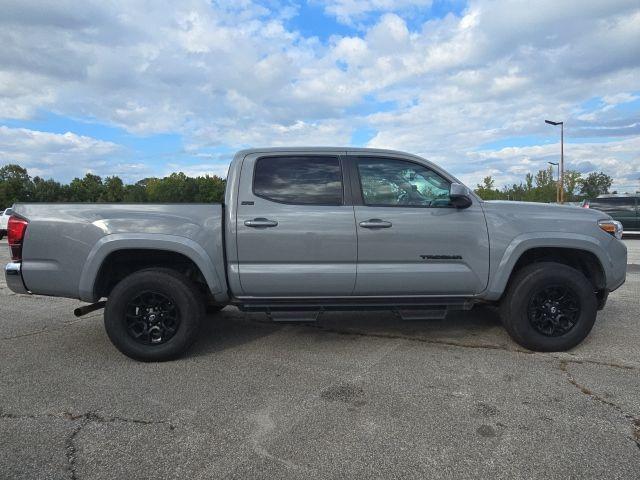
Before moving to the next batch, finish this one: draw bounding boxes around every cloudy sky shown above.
[1,0,639,191]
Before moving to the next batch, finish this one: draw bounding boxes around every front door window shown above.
[357,158,451,208]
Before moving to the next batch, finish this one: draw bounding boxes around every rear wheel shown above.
[104,268,204,361]
[500,262,597,351]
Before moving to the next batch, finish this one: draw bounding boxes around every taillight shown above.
[7,216,28,261]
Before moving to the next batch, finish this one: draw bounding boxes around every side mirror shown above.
[449,183,473,209]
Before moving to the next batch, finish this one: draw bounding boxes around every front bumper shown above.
[605,238,627,292]
[5,262,28,294]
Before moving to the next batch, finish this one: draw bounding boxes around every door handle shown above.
[359,219,392,229]
[244,218,278,228]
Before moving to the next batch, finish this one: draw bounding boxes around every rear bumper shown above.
[5,262,28,294]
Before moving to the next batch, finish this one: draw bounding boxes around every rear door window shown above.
[253,156,343,205]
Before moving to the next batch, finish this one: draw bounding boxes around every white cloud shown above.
[461,137,640,193]
[602,93,639,106]
[0,0,638,189]
[0,126,138,180]
[318,0,433,25]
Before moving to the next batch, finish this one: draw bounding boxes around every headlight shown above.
[598,219,623,240]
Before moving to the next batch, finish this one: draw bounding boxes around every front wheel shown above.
[104,268,204,361]
[500,262,597,352]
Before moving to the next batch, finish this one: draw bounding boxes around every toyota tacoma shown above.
[5,148,627,361]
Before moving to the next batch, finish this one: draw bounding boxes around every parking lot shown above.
[1,238,639,479]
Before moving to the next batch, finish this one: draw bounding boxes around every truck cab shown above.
[228,148,489,299]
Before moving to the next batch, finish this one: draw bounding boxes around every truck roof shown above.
[235,146,425,158]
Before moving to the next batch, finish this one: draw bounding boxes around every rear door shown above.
[348,154,490,296]
[235,153,357,297]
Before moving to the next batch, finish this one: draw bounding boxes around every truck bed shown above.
[13,203,226,301]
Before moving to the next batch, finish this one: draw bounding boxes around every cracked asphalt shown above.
[1,238,639,479]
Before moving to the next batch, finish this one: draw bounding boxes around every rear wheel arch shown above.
[80,235,224,302]
[93,248,210,300]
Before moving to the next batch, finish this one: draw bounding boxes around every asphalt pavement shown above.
[1,238,639,479]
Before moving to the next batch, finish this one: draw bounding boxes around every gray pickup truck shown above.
[5,148,627,361]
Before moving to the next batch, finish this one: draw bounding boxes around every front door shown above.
[236,153,357,297]
[349,155,490,296]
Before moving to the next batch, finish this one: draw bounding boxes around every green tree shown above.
[123,183,148,202]
[524,173,534,192]
[100,176,125,202]
[563,170,583,201]
[533,166,557,202]
[474,176,504,200]
[31,176,65,202]
[580,172,613,199]
[68,173,104,202]
[146,173,199,202]
[0,164,33,206]
[194,175,226,203]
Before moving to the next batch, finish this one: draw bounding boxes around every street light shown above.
[545,119,564,203]
[548,161,559,203]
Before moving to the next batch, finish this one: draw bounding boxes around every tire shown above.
[500,262,597,352]
[104,268,204,361]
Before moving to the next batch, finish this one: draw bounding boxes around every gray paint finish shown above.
[15,203,225,302]
[235,151,357,296]
[481,200,627,299]
[353,204,489,295]
[7,147,628,305]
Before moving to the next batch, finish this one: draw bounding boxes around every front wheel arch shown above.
[497,246,606,301]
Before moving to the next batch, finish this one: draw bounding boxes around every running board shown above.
[237,297,474,314]
[395,307,447,321]
[260,306,450,322]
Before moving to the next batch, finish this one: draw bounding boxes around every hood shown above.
[481,200,613,235]
[483,200,607,218]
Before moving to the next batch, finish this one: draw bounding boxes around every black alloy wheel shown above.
[527,285,581,337]
[125,291,181,345]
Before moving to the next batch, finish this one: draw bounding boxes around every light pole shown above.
[548,161,559,203]
[545,120,564,203]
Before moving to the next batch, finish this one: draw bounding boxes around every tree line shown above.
[0,163,616,208]
[473,166,614,202]
[0,164,226,207]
